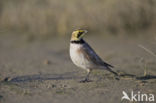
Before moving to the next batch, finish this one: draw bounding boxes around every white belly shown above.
[70,43,90,70]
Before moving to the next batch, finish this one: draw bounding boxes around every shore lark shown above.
[70,30,118,82]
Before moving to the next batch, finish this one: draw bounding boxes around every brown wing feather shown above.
[81,41,113,68]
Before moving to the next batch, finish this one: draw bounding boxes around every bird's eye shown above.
[77,32,83,38]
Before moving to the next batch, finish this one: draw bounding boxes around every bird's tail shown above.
[107,67,119,76]
[108,69,118,76]
[107,67,120,80]
[99,64,119,76]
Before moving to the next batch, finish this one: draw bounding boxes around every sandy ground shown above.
[0,34,156,103]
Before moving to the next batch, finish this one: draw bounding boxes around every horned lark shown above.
[70,30,118,82]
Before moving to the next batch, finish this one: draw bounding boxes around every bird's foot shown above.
[79,78,92,83]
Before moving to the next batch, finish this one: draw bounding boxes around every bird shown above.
[70,29,118,82]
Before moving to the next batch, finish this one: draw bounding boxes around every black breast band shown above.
[70,39,85,44]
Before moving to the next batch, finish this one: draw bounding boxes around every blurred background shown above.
[0,0,156,39]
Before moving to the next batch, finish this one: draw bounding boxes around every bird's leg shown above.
[85,70,91,81]
[80,69,92,83]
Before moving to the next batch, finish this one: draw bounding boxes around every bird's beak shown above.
[84,30,88,34]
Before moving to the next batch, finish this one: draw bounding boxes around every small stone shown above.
[52,84,56,88]
[43,60,51,65]
[3,77,12,82]
[0,95,3,99]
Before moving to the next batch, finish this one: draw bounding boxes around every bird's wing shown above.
[81,42,113,68]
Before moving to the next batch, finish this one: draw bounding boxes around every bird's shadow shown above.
[136,75,156,80]
[3,71,83,83]
[119,73,156,80]
[2,72,156,83]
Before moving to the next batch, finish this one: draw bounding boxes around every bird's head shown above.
[71,29,88,41]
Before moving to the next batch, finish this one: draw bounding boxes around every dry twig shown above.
[138,44,156,58]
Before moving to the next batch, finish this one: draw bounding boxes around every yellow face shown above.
[71,30,88,41]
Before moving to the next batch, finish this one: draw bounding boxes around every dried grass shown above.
[0,0,156,37]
